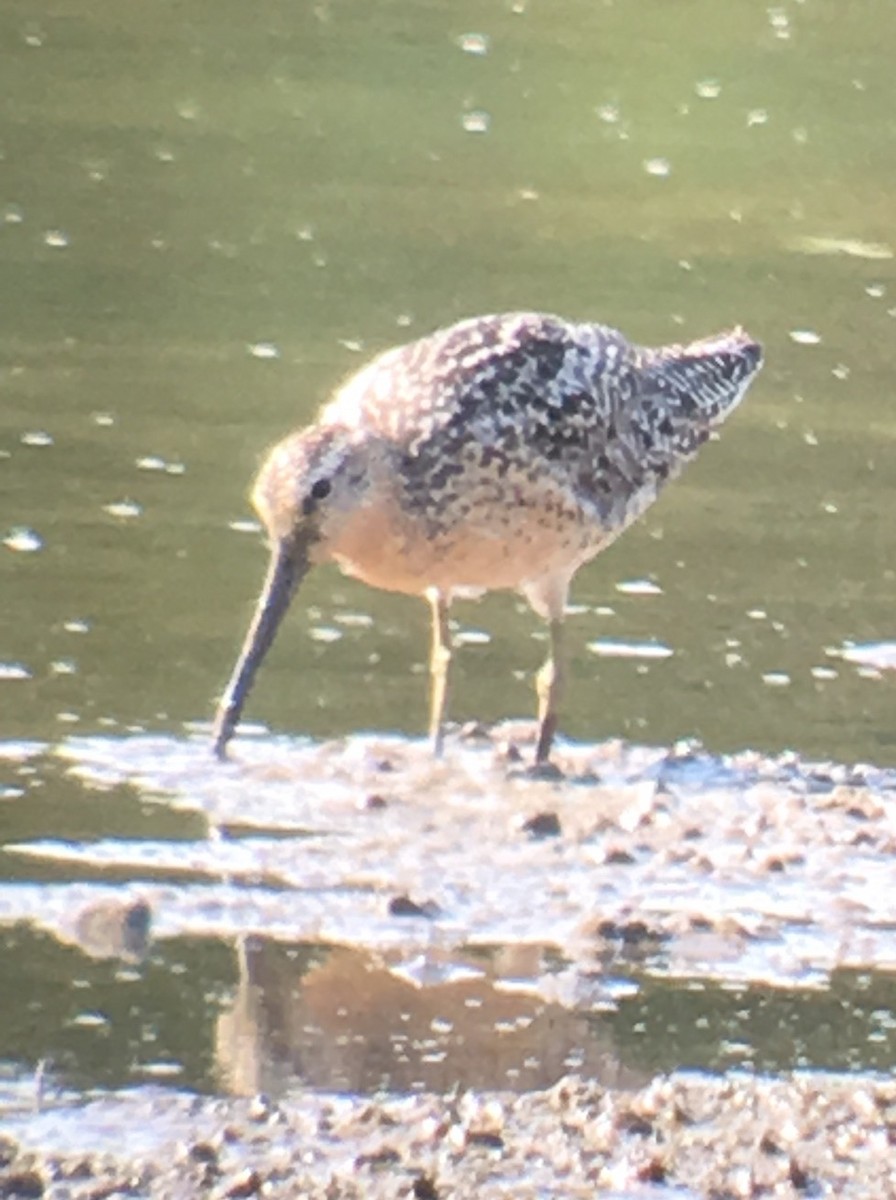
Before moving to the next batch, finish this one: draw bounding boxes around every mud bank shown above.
[6,726,896,988]
[3,729,896,1197]
[3,1071,896,1199]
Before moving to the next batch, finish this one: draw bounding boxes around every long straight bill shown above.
[212,539,309,759]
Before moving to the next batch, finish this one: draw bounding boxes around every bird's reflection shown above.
[215,936,649,1098]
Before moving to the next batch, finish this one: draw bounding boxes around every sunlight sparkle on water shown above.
[616,580,663,596]
[103,500,143,519]
[3,527,43,553]
[136,455,186,475]
[840,643,896,672]
[0,663,31,681]
[587,639,673,660]
[789,330,821,345]
[762,672,791,687]
[308,626,342,644]
[457,33,489,55]
[790,235,893,260]
[63,619,91,634]
[462,111,490,134]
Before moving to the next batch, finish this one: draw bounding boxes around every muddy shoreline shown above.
[3,1071,896,1198]
[15,725,896,991]
[4,728,896,1196]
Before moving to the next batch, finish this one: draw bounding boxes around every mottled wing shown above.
[327,314,639,519]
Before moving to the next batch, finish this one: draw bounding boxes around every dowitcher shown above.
[212,312,762,764]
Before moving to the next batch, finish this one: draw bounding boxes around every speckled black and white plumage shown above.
[213,311,763,763]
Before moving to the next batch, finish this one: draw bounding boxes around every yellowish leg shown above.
[427,590,452,757]
[534,618,565,765]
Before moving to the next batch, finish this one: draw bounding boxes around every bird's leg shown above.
[427,589,452,757]
[534,618,565,764]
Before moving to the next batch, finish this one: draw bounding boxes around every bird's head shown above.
[211,424,367,759]
[252,424,370,552]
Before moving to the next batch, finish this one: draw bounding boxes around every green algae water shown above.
[2,0,893,763]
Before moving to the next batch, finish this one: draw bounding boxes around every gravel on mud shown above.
[3,1071,896,1199]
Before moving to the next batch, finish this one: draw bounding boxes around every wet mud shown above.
[2,726,896,1196]
[9,724,896,985]
[3,1072,896,1198]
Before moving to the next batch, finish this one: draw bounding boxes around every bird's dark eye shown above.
[302,476,332,516]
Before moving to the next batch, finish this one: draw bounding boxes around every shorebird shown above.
[212,312,762,765]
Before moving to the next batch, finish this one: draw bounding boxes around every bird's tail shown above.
[637,328,763,427]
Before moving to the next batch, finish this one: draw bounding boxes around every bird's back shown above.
[325,313,630,523]
[322,312,759,542]
[324,312,630,447]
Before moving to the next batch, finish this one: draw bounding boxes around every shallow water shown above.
[2,0,896,1128]
[4,728,896,1112]
[4,923,896,1105]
